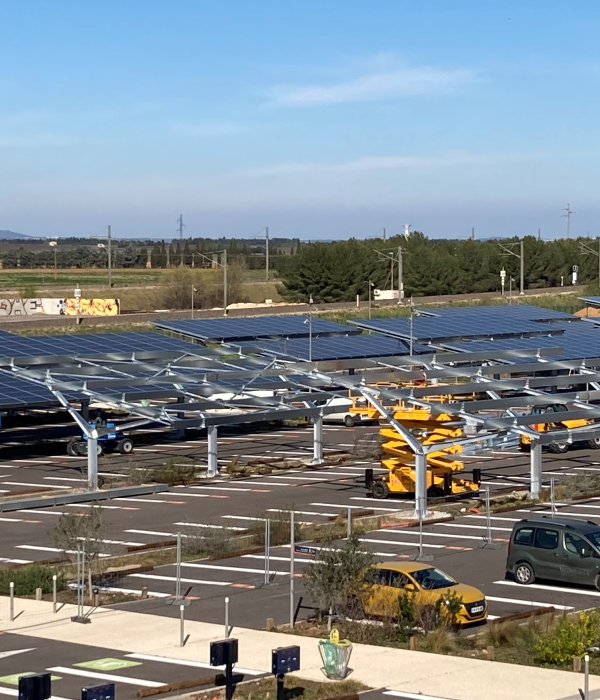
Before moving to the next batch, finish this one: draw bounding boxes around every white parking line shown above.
[124,653,263,676]
[2,482,72,489]
[181,562,290,576]
[440,523,514,532]
[174,522,246,531]
[43,477,85,482]
[267,508,338,517]
[359,537,444,549]
[311,502,400,512]
[494,580,600,597]
[47,667,165,688]
[129,573,230,586]
[486,595,573,610]
[0,689,71,700]
[377,529,498,542]
[15,545,110,557]
[384,690,454,700]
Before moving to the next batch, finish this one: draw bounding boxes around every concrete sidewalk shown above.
[0,597,596,700]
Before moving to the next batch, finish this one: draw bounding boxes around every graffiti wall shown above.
[0,298,120,316]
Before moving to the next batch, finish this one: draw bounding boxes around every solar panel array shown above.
[578,296,600,307]
[0,332,202,358]
[350,304,577,342]
[255,335,431,361]
[0,371,71,408]
[446,325,600,361]
[153,316,360,342]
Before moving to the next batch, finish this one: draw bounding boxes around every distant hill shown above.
[0,230,31,240]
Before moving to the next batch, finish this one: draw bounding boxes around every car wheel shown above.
[117,438,134,454]
[514,562,535,585]
[343,415,355,428]
[519,442,530,453]
[548,442,569,454]
[588,438,600,450]
[66,438,79,456]
[595,575,600,592]
[371,480,390,499]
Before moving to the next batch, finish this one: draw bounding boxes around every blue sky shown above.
[1,0,599,239]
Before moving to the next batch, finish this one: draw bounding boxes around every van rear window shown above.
[514,527,534,545]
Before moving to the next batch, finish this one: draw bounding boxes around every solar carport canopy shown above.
[350,304,577,342]
[153,316,360,342]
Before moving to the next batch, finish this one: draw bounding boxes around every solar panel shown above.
[350,305,578,342]
[578,296,600,307]
[153,317,360,342]
[255,335,431,361]
[445,325,600,361]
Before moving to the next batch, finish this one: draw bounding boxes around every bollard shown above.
[224,597,230,639]
[347,506,352,539]
[9,582,14,622]
[585,654,589,700]
[141,587,148,600]
[52,575,57,613]
[179,604,185,647]
[574,656,582,673]
[486,646,495,661]
[266,617,274,631]
[409,636,417,651]
[35,587,42,601]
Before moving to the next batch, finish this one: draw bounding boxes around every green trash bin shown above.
[318,629,353,680]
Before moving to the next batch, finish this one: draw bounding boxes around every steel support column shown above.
[87,437,98,491]
[530,441,542,498]
[414,452,428,519]
[207,425,219,477]
[311,413,323,465]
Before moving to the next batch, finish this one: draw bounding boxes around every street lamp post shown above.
[191,286,197,319]
[409,297,415,356]
[500,268,506,296]
[368,280,374,319]
[48,240,58,279]
[308,296,313,362]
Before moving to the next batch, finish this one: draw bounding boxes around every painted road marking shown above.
[124,653,263,675]
[267,509,338,517]
[174,522,245,531]
[42,477,85,483]
[384,691,459,700]
[2,482,71,489]
[380,530,506,542]
[494,580,600,597]
[486,595,573,610]
[125,529,187,538]
[182,562,290,576]
[129,573,232,587]
[0,649,36,660]
[311,502,401,512]
[0,558,33,564]
[94,585,170,598]
[75,658,141,671]
[465,515,521,522]
[359,538,444,549]
[0,688,71,700]
[15,545,110,557]
[47,667,164,688]
[440,523,514,532]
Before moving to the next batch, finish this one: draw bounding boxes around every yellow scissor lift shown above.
[369,402,479,499]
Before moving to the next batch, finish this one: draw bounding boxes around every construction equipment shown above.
[66,419,134,456]
[519,404,600,453]
[369,406,478,498]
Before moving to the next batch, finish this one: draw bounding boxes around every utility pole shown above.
[579,237,600,290]
[107,225,112,288]
[382,227,386,241]
[471,227,475,240]
[538,228,541,240]
[222,249,228,316]
[498,240,525,296]
[398,246,403,302]
[177,214,185,265]
[265,226,269,282]
[562,204,574,238]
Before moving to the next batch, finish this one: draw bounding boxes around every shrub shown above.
[152,457,198,485]
[535,612,600,665]
[419,628,457,655]
[0,565,65,596]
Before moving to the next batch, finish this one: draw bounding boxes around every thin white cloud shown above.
[239,151,533,177]
[270,64,476,106]
[172,121,248,137]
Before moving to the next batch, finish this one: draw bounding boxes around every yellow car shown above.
[361,561,488,625]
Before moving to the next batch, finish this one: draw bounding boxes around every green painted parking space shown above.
[0,672,61,685]
[74,658,143,671]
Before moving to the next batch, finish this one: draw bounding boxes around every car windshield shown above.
[585,532,600,549]
[412,567,456,590]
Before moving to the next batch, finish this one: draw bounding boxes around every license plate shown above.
[471,605,484,614]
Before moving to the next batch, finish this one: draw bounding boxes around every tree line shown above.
[276,233,599,302]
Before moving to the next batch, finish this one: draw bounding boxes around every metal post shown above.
[368,280,372,319]
[223,249,228,316]
[530,441,542,498]
[418,509,424,557]
[224,596,230,638]
[585,654,589,700]
[414,452,427,518]
[207,425,218,477]
[107,225,112,288]
[485,486,492,544]
[409,300,414,355]
[289,511,295,629]
[398,246,403,301]
[308,296,313,362]
[265,226,269,282]
[520,239,524,295]
[87,436,98,491]
[176,533,182,599]
[347,506,352,539]
[550,478,556,518]
[9,581,14,622]
[312,413,323,464]
[191,285,194,320]
[52,574,57,613]
[179,604,185,647]
[264,519,270,585]
[509,277,513,304]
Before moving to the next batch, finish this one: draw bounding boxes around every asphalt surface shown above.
[0,633,265,700]
[4,422,600,633]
